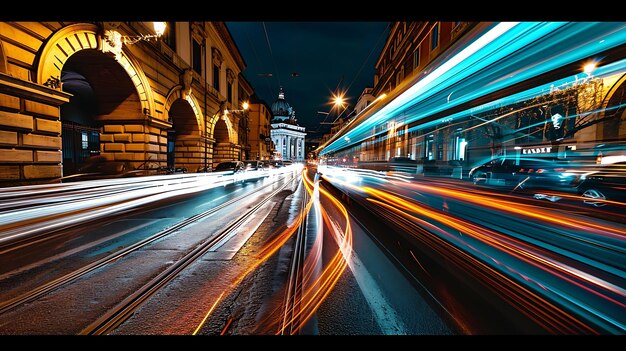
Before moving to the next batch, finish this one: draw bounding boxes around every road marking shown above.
[327,218,408,335]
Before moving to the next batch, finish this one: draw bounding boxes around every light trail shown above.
[320,166,626,333]
[320,22,626,155]
[276,170,353,334]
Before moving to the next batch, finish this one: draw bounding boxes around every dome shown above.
[271,87,292,118]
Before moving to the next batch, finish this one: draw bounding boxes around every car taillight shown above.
[536,169,544,173]
[519,168,525,172]
[554,168,566,172]
[528,169,534,173]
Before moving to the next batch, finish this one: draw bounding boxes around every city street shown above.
[1,21,625,335]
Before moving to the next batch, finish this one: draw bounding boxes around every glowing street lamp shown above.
[583,62,597,76]
[153,22,167,37]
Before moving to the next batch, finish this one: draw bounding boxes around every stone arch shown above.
[164,86,204,133]
[164,86,206,172]
[36,23,155,116]
[209,112,236,144]
[0,39,7,73]
[211,113,240,165]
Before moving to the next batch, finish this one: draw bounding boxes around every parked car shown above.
[469,156,576,191]
[243,160,265,171]
[577,161,626,207]
[213,161,245,173]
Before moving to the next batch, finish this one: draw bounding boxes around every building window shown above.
[192,38,202,75]
[431,23,439,50]
[81,132,88,149]
[413,46,420,69]
[213,64,220,91]
[227,81,233,103]
[163,22,176,49]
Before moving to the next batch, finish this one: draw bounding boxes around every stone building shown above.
[0,21,252,185]
[270,88,306,161]
[248,97,273,161]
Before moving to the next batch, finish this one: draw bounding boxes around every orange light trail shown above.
[362,187,626,307]
[192,168,353,336]
[276,168,353,334]
[366,197,598,334]
[192,169,313,335]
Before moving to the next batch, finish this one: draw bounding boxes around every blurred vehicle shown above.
[388,156,418,173]
[283,160,293,166]
[243,160,265,171]
[577,161,626,207]
[469,156,576,191]
[214,161,245,173]
[197,165,212,173]
[270,160,284,168]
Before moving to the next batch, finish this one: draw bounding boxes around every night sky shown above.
[226,22,389,136]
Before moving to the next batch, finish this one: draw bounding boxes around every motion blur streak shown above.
[276,171,353,334]
[362,184,624,332]
[365,196,598,334]
[399,181,625,240]
[192,168,312,334]
[0,167,298,245]
[193,292,225,335]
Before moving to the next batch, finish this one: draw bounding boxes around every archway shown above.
[60,49,142,174]
[212,117,233,166]
[168,99,201,171]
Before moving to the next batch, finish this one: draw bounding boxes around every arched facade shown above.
[0,21,250,184]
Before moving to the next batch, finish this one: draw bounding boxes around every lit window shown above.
[81,132,88,149]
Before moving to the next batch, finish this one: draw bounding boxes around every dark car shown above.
[577,161,626,207]
[214,161,245,173]
[243,160,265,171]
[469,156,576,190]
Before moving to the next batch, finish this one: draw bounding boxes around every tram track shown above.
[0,172,298,324]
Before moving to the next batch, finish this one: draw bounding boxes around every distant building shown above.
[248,96,273,160]
[354,87,375,115]
[270,88,306,161]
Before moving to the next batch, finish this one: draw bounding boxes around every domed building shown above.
[270,87,306,161]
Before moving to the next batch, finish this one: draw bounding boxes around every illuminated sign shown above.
[551,113,563,129]
[522,146,552,154]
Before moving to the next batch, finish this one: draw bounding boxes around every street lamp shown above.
[102,22,167,61]
[583,62,597,76]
